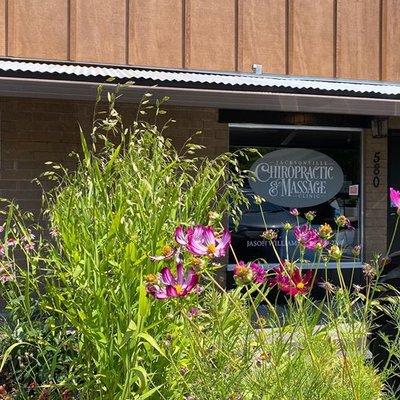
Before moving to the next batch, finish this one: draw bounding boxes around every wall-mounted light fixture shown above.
[371,117,388,138]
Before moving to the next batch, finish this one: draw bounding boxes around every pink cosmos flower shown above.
[175,225,204,246]
[293,225,319,249]
[271,265,313,296]
[187,226,231,258]
[50,227,59,238]
[146,263,199,300]
[0,264,15,283]
[24,242,35,252]
[6,237,17,247]
[390,187,400,209]
[250,262,267,284]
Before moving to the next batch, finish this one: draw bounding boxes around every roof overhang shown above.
[2,76,400,116]
[1,58,400,116]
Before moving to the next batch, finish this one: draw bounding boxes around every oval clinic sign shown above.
[249,148,344,208]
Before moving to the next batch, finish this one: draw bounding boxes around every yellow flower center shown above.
[145,274,157,283]
[296,282,305,290]
[174,284,184,294]
[162,245,173,256]
[207,243,216,255]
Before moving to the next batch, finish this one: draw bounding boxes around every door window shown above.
[229,125,362,269]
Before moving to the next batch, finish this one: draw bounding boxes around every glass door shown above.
[228,124,363,271]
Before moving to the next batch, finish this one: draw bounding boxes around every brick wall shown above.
[363,129,388,261]
[0,97,228,215]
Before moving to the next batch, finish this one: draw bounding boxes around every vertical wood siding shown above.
[238,0,286,74]
[0,0,399,81]
[336,0,380,80]
[382,0,400,81]
[185,0,236,70]
[71,0,127,64]
[290,0,335,77]
[8,0,69,60]
[129,0,183,67]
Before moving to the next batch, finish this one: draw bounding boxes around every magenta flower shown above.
[271,265,313,296]
[187,226,231,258]
[24,242,35,252]
[250,262,267,284]
[175,225,191,246]
[294,225,319,249]
[146,263,199,300]
[390,187,400,209]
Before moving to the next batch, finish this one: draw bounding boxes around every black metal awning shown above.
[1,58,400,116]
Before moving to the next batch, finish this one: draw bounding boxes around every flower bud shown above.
[328,245,343,260]
[290,208,299,217]
[283,222,293,231]
[254,195,265,205]
[352,245,361,257]
[305,211,316,222]
[335,215,349,228]
[261,229,278,241]
[319,223,333,239]
[233,261,253,285]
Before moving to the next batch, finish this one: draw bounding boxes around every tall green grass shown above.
[0,88,248,398]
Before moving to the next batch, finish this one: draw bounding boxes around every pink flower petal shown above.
[160,267,175,285]
[390,188,400,208]
[183,268,199,293]
[174,226,187,245]
[176,263,184,285]
[203,227,216,246]
[166,285,178,298]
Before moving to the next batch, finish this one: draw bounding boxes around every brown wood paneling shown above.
[8,0,68,59]
[185,0,236,71]
[290,0,334,77]
[382,0,400,81]
[72,0,126,64]
[238,0,286,74]
[336,0,380,80]
[129,0,183,68]
[0,0,6,56]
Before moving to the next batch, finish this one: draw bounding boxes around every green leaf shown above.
[132,365,148,393]
[138,285,149,318]
[137,332,165,357]
[0,342,30,372]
